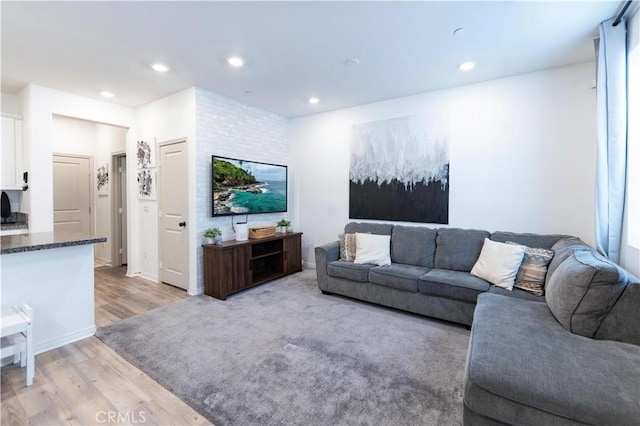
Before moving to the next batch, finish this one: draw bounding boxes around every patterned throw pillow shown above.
[507,241,555,296]
[338,233,357,262]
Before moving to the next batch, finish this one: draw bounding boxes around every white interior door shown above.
[112,154,128,266]
[53,154,92,234]
[159,141,189,289]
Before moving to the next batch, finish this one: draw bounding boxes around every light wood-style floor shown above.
[1,266,212,426]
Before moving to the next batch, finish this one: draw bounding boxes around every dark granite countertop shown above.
[1,231,107,254]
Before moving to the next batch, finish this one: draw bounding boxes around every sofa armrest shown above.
[315,241,340,291]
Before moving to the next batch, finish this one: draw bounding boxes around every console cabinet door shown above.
[225,245,252,295]
[283,234,302,274]
[203,245,251,300]
[203,245,225,299]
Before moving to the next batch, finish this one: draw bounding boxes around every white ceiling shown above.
[1,1,621,118]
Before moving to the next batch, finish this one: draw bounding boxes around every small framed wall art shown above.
[97,163,109,195]
[137,139,157,169]
[137,168,157,200]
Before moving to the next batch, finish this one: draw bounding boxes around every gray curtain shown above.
[595,18,628,263]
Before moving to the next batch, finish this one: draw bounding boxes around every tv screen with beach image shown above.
[212,156,287,216]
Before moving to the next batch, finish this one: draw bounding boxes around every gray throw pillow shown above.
[506,241,554,296]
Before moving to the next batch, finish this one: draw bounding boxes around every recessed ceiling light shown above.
[344,58,360,66]
[151,63,169,72]
[459,61,475,71]
[100,91,115,98]
[227,56,245,67]
[308,97,320,104]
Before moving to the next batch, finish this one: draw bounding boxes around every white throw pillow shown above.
[470,238,526,290]
[354,233,391,266]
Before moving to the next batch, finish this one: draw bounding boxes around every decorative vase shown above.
[214,236,223,246]
[286,225,293,233]
[204,237,215,245]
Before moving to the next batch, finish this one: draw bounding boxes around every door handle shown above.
[179,221,187,227]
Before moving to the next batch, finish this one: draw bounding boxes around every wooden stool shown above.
[1,303,34,386]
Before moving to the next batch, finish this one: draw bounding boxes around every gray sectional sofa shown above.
[314,222,640,425]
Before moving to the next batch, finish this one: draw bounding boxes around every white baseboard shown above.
[304,261,316,269]
[188,286,204,296]
[139,272,159,283]
[34,325,96,355]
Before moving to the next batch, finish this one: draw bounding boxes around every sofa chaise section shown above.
[464,293,640,425]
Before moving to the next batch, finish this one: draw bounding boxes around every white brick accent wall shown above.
[195,88,291,292]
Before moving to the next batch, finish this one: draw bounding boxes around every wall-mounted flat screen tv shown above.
[212,156,287,216]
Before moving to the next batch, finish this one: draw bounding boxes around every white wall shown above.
[52,115,96,156]
[133,88,196,285]
[1,93,20,115]
[291,62,597,266]
[195,88,290,293]
[18,84,134,234]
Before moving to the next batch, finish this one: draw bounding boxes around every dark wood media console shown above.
[203,232,302,300]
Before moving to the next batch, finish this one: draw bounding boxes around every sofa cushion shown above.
[545,236,587,287]
[470,239,526,290]
[344,222,393,235]
[465,293,640,426]
[390,225,436,268]
[490,231,566,250]
[369,264,429,292]
[545,247,628,338]
[434,228,490,272]
[418,269,490,303]
[327,261,375,283]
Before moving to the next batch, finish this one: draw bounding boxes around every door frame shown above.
[157,138,190,288]
[111,151,126,267]
[52,152,94,235]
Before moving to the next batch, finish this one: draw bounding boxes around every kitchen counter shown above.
[1,231,106,254]
[1,230,106,354]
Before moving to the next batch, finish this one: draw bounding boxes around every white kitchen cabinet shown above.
[1,115,24,190]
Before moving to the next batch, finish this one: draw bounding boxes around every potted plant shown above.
[203,227,222,245]
[277,219,291,234]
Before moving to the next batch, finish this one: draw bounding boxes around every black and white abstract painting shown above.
[96,163,109,194]
[137,139,156,169]
[137,169,156,200]
[349,112,449,223]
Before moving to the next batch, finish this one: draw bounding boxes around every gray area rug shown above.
[96,270,470,426]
